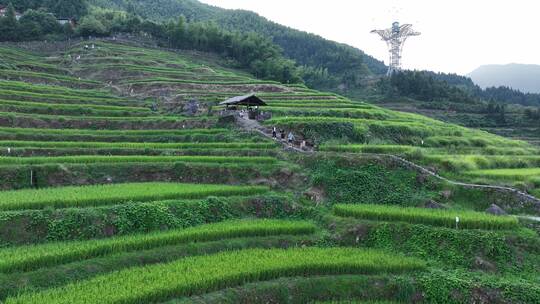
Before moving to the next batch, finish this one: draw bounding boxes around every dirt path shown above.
[236,116,313,154]
[385,154,540,210]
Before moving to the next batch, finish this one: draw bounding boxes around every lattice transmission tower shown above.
[371,22,420,75]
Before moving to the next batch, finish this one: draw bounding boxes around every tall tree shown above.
[45,0,87,18]
[0,3,19,41]
[169,15,186,48]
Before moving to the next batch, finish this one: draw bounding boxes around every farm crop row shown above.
[0,80,116,99]
[0,141,276,150]
[0,127,227,136]
[424,135,529,149]
[320,144,418,155]
[0,111,179,121]
[0,155,277,166]
[0,69,100,87]
[0,219,316,273]
[0,127,238,143]
[0,89,138,106]
[0,100,151,117]
[5,247,425,304]
[264,103,367,108]
[464,168,540,181]
[333,204,518,230]
[0,182,269,210]
[423,155,540,171]
[266,107,391,120]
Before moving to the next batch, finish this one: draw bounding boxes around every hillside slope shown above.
[0,40,538,303]
[90,0,387,90]
[469,63,540,93]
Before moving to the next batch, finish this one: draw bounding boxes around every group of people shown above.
[272,127,292,143]
[271,127,306,149]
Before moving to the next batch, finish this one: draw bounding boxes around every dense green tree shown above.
[0,0,40,11]
[19,8,61,35]
[76,15,107,37]
[45,0,86,18]
[0,3,19,41]
[61,21,74,37]
[169,15,186,48]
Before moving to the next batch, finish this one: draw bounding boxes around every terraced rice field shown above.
[0,40,537,303]
[260,91,540,194]
[5,248,424,304]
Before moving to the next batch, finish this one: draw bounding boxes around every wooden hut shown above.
[219,94,267,107]
[219,94,267,119]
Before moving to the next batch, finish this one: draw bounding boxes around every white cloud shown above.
[199,0,540,75]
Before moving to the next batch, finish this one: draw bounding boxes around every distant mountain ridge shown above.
[468,63,540,94]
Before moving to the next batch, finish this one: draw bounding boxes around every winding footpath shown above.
[235,116,540,218]
[385,154,540,218]
[236,115,314,154]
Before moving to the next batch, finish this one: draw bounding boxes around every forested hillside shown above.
[88,0,387,90]
[371,70,540,145]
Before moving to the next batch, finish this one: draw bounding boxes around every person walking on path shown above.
[287,132,295,146]
[280,129,285,140]
[272,127,277,139]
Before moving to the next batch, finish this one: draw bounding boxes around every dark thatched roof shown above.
[219,94,267,106]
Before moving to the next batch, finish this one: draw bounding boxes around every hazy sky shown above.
[199,0,540,75]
